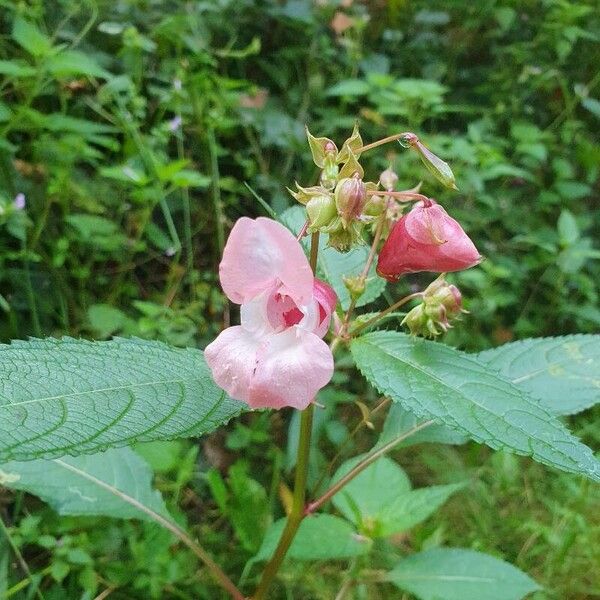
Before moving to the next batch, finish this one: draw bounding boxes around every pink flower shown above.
[377,199,481,280]
[205,217,337,410]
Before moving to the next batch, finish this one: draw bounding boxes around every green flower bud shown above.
[402,275,465,338]
[306,194,337,230]
[288,183,331,205]
[335,175,367,225]
[343,275,366,302]
[400,133,457,191]
[320,153,339,190]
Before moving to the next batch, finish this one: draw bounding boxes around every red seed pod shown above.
[377,199,481,280]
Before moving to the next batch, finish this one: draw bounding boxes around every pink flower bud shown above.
[335,174,367,224]
[377,199,481,280]
[379,167,398,191]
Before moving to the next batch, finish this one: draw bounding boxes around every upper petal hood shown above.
[219,217,314,306]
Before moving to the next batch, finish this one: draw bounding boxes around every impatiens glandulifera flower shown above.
[205,217,337,410]
[376,198,481,280]
[402,275,466,337]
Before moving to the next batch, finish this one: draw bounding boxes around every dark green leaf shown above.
[0,337,244,461]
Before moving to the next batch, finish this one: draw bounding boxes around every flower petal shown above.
[219,217,313,305]
[313,278,337,337]
[204,326,260,403]
[248,327,334,410]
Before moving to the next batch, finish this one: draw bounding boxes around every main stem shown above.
[253,232,320,600]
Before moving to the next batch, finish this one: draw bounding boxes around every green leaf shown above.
[557,209,579,245]
[46,50,111,79]
[254,514,371,562]
[0,337,243,461]
[332,455,463,537]
[375,484,465,537]
[332,456,410,524]
[326,79,370,97]
[0,60,37,77]
[281,206,386,309]
[0,447,169,521]
[87,304,130,338]
[221,461,271,553]
[12,17,52,57]
[379,404,468,448]
[351,332,600,482]
[477,335,600,415]
[387,548,540,600]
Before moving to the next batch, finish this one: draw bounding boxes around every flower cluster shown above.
[206,126,482,409]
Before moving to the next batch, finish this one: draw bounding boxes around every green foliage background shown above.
[0,1,598,598]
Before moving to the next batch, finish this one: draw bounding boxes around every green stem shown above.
[252,232,320,600]
[356,131,413,154]
[207,126,225,256]
[53,459,244,600]
[350,292,423,337]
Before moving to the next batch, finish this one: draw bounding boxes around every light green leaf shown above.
[12,17,52,57]
[557,209,579,245]
[387,548,540,600]
[254,514,371,562]
[0,337,244,461]
[0,447,169,521]
[87,304,130,338]
[376,484,465,537]
[326,79,370,97]
[332,455,463,538]
[281,206,386,309]
[0,60,37,77]
[332,456,410,524]
[477,335,600,415]
[351,332,600,481]
[46,50,111,79]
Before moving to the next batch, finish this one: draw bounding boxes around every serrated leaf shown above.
[0,337,244,461]
[387,548,540,600]
[351,332,600,482]
[0,447,169,520]
[281,206,386,309]
[379,404,468,448]
[477,335,600,415]
[253,514,371,562]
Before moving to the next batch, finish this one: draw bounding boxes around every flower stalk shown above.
[252,233,320,600]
